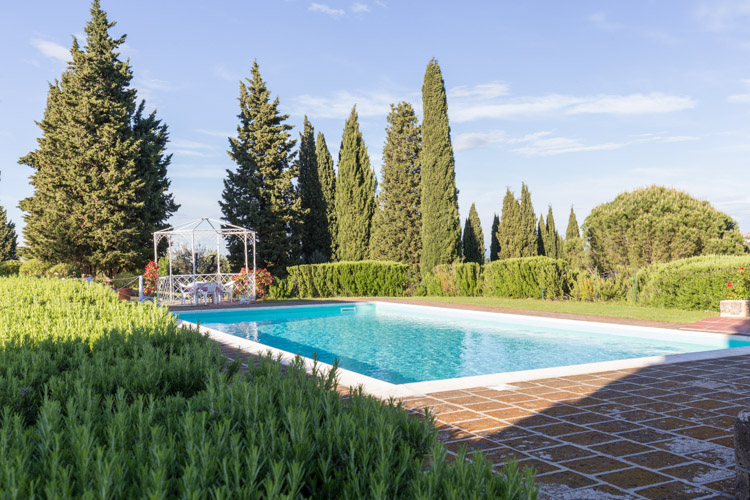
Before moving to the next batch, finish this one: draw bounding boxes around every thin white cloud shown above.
[214,64,242,82]
[291,90,414,119]
[309,3,345,17]
[138,77,179,92]
[449,82,509,99]
[694,0,750,32]
[451,92,694,122]
[729,79,750,103]
[30,38,70,63]
[588,12,620,31]
[170,139,215,150]
[196,128,235,138]
[454,130,507,152]
[352,2,370,13]
[170,149,215,158]
[374,0,386,6]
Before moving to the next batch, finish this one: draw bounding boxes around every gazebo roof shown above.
[153,217,255,237]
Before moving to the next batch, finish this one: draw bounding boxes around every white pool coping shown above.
[177,301,750,399]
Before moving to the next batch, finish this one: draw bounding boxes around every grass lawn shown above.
[265,296,715,324]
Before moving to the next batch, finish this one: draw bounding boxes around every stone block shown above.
[721,300,750,318]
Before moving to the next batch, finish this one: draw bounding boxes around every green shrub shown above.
[418,263,483,297]
[638,255,750,310]
[18,258,52,276]
[570,268,634,303]
[283,261,409,298]
[484,257,570,299]
[0,276,536,498]
[0,260,21,276]
[45,262,82,278]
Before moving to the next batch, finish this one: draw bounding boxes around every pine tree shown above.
[537,213,546,256]
[420,59,461,274]
[497,188,521,259]
[369,102,421,264]
[18,1,176,277]
[0,174,17,261]
[220,61,302,276]
[518,183,538,257]
[462,203,485,264]
[489,213,500,261]
[564,206,585,268]
[545,205,562,259]
[297,117,329,263]
[316,132,337,260]
[335,106,375,261]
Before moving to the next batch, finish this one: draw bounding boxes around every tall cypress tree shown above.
[518,183,538,257]
[369,102,422,264]
[220,61,302,276]
[498,188,521,259]
[489,213,500,261]
[297,117,329,263]
[335,106,375,261]
[420,59,461,274]
[19,1,176,277]
[564,206,585,268]
[0,174,17,261]
[537,213,546,256]
[316,132,337,260]
[462,203,485,264]
[545,205,562,259]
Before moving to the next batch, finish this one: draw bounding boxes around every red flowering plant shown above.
[231,268,274,300]
[143,261,159,297]
[726,267,750,300]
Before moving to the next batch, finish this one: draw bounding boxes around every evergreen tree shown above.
[545,205,562,259]
[335,106,375,261]
[564,206,585,268]
[316,132,337,260]
[462,203,485,264]
[369,102,421,264]
[536,213,546,256]
[497,188,521,259]
[19,1,175,277]
[489,213,500,261]
[297,117,330,263]
[420,59,461,274]
[0,174,17,261]
[518,183,538,257]
[220,61,302,276]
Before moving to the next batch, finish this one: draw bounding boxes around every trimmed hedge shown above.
[638,255,750,311]
[0,260,21,276]
[273,261,410,298]
[0,276,536,498]
[484,257,570,299]
[418,263,484,297]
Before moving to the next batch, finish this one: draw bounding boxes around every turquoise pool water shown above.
[178,303,750,384]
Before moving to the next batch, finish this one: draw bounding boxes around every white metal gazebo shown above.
[152,218,256,305]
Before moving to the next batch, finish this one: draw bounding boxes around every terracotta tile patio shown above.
[401,355,749,499]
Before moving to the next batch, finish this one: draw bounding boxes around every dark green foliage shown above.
[462,203,485,264]
[316,132,337,260]
[536,214,546,257]
[0,261,21,276]
[419,263,483,297]
[0,277,536,498]
[0,203,17,261]
[370,102,422,265]
[275,261,409,298]
[220,61,302,276]
[298,117,331,263]
[565,206,580,240]
[157,245,230,275]
[490,214,501,261]
[638,255,750,310]
[545,206,562,259]
[518,183,537,257]
[335,106,376,261]
[583,186,746,271]
[19,2,176,277]
[484,257,570,299]
[420,59,461,274]
[498,189,521,259]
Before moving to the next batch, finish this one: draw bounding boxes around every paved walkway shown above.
[404,355,748,499]
[685,317,750,335]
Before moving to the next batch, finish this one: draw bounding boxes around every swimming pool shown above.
[178,302,750,387]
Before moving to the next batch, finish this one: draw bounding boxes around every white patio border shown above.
[178,302,750,399]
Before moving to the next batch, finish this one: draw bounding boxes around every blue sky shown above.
[2,0,750,251]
